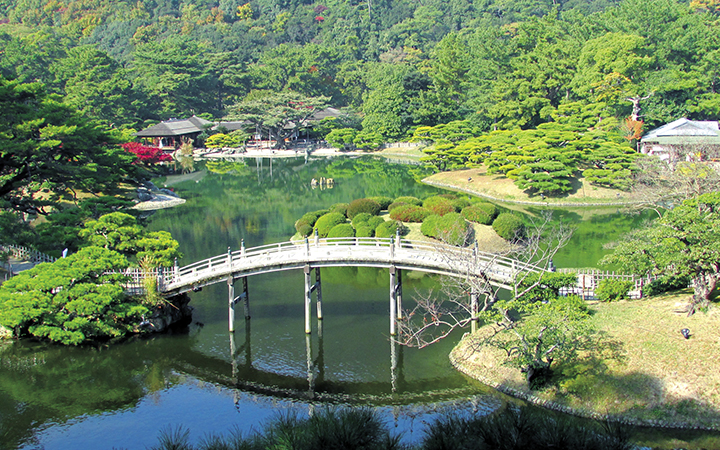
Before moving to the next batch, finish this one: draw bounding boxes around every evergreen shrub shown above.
[492,213,525,240]
[392,196,422,206]
[461,205,492,225]
[296,223,313,237]
[387,201,407,212]
[355,225,374,237]
[596,279,634,302]
[376,220,403,238]
[295,210,328,233]
[327,223,355,238]
[389,204,431,222]
[368,196,393,210]
[351,212,372,227]
[451,197,471,211]
[421,214,442,238]
[366,216,385,230]
[314,212,346,238]
[641,275,690,297]
[347,198,381,219]
[474,202,498,220]
[330,203,349,217]
[423,195,457,216]
[435,212,470,246]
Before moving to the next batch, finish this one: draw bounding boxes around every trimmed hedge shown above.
[451,198,471,211]
[296,223,313,237]
[389,204,431,222]
[295,209,329,234]
[387,201,407,212]
[492,213,525,240]
[327,223,355,238]
[330,203,349,217]
[429,212,470,246]
[347,198,381,219]
[314,212,347,238]
[368,196,393,210]
[351,212,372,227]
[420,214,442,238]
[596,279,634,302]
[461,205,493,225]
[474,202,498,220]
[393,196,422,206]
[423,195,457,216]
[376,220,403,238]
[366,216,385,230]
[355,225,374,237]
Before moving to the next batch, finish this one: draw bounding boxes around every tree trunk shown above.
[689,273,718,315]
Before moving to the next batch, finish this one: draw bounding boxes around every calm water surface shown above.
[0,156,716,449]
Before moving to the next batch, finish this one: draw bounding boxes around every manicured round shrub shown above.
[366,216,385,230]
[393,196,422,206]
[296,223,313,237]
[492,213,525,240]
[314,212,346,238]
[435,212,471,246]
[474,202,498,220]
[423,195,456,216]
[355,225,374,237]
[351,212,372,227]
[461,205,493,225]
[368,196,393,210]
[421,214,442,238]
[387,201,407,212]
[327,223,355,238]
[330,203,349,217]
[376,220,402,238]
[347,198,381,219]
[295,210,327,233]
[451,198,471,211]
[389,204,431,222]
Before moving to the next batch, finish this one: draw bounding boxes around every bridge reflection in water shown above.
[229,317,406,397]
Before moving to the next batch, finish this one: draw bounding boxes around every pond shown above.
[0,156,716,449]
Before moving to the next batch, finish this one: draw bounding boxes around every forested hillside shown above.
[1,0,719,146]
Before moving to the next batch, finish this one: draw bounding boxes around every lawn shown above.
[424,167,638,206]
[451,291,720,429]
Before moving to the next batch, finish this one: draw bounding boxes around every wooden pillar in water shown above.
[396,268,403,320]
[228,276,235,333]
[241,276,250,319]
[389,266,397,336]
[304,265,312,334]
[315,267,323,320]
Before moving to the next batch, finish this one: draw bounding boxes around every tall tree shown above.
[0,77,139,214]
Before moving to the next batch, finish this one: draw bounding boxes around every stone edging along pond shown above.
[422,179,646,208]
[449,336,718,431]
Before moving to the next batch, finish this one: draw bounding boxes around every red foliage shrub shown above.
[122,142,172,165]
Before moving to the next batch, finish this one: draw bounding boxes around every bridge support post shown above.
[396,268,403,320]
[389,266,398,336]
[228,276,235,333]
[241,276,250,319]
[315,267,323,320]
[304,265,313,334]
[470,290,479,334]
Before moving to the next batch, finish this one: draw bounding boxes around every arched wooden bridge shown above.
[149,235,544,336]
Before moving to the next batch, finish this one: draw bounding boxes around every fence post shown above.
[241,239,246,257]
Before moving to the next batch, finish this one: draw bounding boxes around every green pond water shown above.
[0,156,717,449]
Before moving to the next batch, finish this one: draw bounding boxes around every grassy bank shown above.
[451,291,720,430]
[423,167,641,207]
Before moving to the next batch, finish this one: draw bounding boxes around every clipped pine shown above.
[355,225,374,237]
[423,195,456,216]
[392,196,422,206]
[474,202,498,220]
[327,223,355,238]
[492,213,525,240]
[347,198,381,219]
[330,203,349,217]
[436,212,471,246]
[389,204,431,222]
[376,220,403,238]
[351,212,372,227]
[366,216,385,230]
[368,196,393,210]
[297,223,313,237]
[421,214,442,238]
[461,205,492,225]
[314,212,346,238]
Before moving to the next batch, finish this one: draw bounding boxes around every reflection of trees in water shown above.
[0,337,190,449]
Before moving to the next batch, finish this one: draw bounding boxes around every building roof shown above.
[134,116,214,137]
[641,118,720,145]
